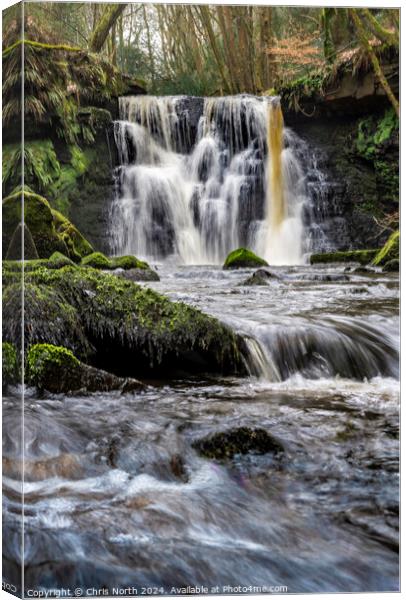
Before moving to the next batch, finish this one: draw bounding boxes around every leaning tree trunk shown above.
[349,8,399,118]
[89,4,127,53]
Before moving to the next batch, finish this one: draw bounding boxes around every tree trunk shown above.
[349,9,399,117]
[89,4,127,53]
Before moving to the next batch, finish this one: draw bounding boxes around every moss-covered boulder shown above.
[223,248,268,270]
[81,252,159,280]
[2,189,94,261]
[26,344,144,394]
[310,249,379,265]
[5,223,39,260]
[2,342,19,390]
[3,266,247,379]
[52,210,94,261]
[81,251,111,269]
[372,230,399,268]
[192,427,284,460]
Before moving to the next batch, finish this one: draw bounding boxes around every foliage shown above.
[223,248,268,270]
[2,342,19,387]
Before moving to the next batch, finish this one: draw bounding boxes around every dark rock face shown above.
[192,427,284,460]
[289,114,397,250]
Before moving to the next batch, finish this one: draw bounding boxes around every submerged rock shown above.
[192,427,284,460]
[26,344,144,394]
[241,269,280,286]
[3,266,246,379]
[223,248,268,270]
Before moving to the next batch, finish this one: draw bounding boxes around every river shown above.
[2,261,399,594]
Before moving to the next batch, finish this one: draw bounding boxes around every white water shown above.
[110,95,308,265]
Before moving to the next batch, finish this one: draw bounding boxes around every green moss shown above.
[3,265,245,377]
[81,253,150,271]
[26,343,81,390]
[81,251,111,269]
[48,251,76,268]
[2,188,69,258]
[5,223,39,260]
[223,248,268,270]
[372,230,399,267]
[2,188,93,261]
[52,209,93,260]
[310,249,379,265]
[110,255,149,270]
[2,342,19,387]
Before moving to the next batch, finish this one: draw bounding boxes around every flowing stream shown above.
[3,263,399,593]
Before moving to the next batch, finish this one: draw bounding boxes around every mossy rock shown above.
[192,427,284,460]
[3,255,76,273]
[5,223,39,260]
[2,188,93,261]
[81,252,158,279]
[310,249,379,265]
[223,248,268,270]
[111,255,149,270]
[52,210,94,261]
[81,252,112,269]
[26,343,144,394]
[3,266,247,379]
[48,252,76,268]
[372,231,399,268]
[2,342,19,389]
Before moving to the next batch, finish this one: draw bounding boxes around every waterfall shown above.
[110,95,317,265]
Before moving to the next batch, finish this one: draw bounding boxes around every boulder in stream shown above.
[26,344,144,394]
[241,269,280,286]
[223,248,268,270]
[192,427,284,460]
[3,265,247,379]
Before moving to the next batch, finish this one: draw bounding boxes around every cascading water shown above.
[110,95,310,265]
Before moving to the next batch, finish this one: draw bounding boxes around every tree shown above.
[89,3,127,53]
[349,8,399,117]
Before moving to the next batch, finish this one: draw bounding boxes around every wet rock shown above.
[2,188,94,261]
[4,266,247,379]
[117,267,160,282]
[310,249,378,265]
[192,427,284,460]
[170,454,188,482]
[352,266,374,274]
[26,344,144,394]
[241,269,280,286]
[223,247,268,270]
[383,259,399,272]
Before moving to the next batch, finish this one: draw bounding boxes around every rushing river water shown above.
[3,262,399,594]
